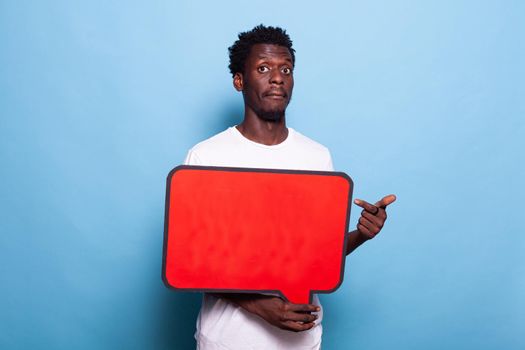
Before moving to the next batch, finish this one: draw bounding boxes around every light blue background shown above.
[1,1,524,349]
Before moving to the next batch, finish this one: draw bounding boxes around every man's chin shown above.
[258,110,285,122]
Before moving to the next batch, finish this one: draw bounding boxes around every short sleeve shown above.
[325,151,335,171]
[184,149,201,166]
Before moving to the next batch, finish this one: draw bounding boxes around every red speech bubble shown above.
[162,166,353,304]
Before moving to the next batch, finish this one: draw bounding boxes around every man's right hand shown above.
[212,293,320,332]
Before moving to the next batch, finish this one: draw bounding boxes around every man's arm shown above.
[211,293,319,332]
[345,194,397,255]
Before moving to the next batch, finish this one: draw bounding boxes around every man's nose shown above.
[269,70,284,84]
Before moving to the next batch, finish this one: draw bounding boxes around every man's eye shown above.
[282,67,292,75]
[257,66,269,73]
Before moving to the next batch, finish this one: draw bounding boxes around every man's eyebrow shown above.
[256,54,293,63]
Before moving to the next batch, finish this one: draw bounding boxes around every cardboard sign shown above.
[162,166,353,304]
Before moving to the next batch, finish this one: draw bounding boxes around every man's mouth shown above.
[263,91,287,99]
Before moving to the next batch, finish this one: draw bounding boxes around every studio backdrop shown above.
[1,1,523,349]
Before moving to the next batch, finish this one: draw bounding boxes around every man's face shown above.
[234,44,294,121]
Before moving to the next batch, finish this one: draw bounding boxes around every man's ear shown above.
[233,72,243,91]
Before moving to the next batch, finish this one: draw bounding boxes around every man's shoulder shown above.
[287,128,334,171]
[184,127,238,166]
[289,128,330,153]
[190,127,235,152]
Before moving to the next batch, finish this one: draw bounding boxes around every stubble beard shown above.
[258,109,285,122]
[255,94,292,122]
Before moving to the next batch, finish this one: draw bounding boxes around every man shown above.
[184,24,396,350]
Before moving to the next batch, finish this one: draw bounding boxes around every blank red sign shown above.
[162,166,353,304]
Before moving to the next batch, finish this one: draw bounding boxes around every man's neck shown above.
[236,113,288,146]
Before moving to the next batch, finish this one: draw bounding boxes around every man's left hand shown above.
[353,194,396,239]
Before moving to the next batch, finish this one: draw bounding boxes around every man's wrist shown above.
[345,229,370,255]
[350,229,370,242]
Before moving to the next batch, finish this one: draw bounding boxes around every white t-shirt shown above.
[184,126,334,350]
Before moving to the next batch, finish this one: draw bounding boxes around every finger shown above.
[354,199,379,214]
[286,303,320,313]
[357,223,375,239]
[358,216,379,233]
[284,311,318,323]
[282,320,315,332]
[362,210,385,225]
[375,194,397,209]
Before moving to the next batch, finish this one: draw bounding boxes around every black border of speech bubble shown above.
[161,165,353,304]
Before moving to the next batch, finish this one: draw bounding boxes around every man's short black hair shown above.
[228,24,295,77]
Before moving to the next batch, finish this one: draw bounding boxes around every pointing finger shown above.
[354,199,379,214]
[375,194,397,209]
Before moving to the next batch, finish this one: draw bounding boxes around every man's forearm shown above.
[345,229,369,255]
[210,293,319,332]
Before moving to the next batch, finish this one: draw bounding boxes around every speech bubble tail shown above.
[282,289,312,305]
